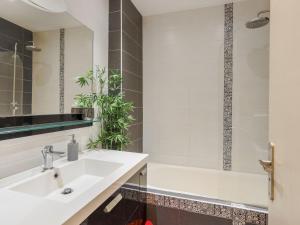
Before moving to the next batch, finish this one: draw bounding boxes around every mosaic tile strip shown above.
[223,3,234,171]
[164,196,180,209]
[246,211,267,225]
[120,186,268,225]
[215,205,233,219]
[233,208,246,225]
[59,28,65,114]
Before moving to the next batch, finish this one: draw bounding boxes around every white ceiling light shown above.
[21,0,67,13]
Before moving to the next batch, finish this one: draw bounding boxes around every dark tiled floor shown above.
[147,205,180,225]
[180,210,232,225]
[87,198,144,225]
[146,205,232,225]
[86,200,234,225]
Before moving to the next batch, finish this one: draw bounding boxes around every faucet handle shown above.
[49,147,65,156]
[41,145,52,158]
[51,150,66,157]
[42,145,65,156]
[43,145,53,152]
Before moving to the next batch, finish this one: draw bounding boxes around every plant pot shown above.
[71,107,94,120]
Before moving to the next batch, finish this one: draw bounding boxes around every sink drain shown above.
[61,188,73,195]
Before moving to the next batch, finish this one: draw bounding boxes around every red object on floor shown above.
[127,219,144,225]
[145,220,153,225]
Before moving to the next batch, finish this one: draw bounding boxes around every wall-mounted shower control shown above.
[259,142,275,201]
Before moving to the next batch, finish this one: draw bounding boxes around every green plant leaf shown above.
[75,66,135,151]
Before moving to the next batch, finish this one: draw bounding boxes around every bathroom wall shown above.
[0,0,109,179]
[32,30,60,114]
[0,17,33,116]
[32,26,93,115]
[109,0,143,152]
[143,0,269,173]
[64,26,93,113]
[65,0,109,72]
[143,6,224,169]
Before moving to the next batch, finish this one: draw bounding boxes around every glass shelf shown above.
[0,120,93,135]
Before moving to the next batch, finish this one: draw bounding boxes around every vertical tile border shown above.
[59,28,65,114]
[223,3,234,171]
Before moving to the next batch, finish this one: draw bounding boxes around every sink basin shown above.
[10,159,122,202]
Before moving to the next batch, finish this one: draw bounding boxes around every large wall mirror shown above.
[0,0,93,117]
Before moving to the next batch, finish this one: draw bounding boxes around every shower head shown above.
[25,41,42,52]
[246,10,270,29]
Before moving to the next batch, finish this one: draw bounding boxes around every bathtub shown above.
[147,162,269,208]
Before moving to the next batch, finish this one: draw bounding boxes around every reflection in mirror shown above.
[0,0,93,117]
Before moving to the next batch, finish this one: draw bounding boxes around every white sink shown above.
[0,150,148,225]
[10,158,122,203]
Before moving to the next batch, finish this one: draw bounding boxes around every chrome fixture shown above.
[11,42,19,115]
[259,142,275,200]
[246,10,270,29]
[61,187,73,195]
[41,145,65,171]
[25,41,42,52]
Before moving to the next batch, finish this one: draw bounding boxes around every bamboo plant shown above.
[74,66,134,150]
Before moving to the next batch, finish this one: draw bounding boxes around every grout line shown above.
[130,137,143,143]
[0,61,32,70]
[122,49,142,63]
[109,10,121,14]
[130,122,143,126]
[111,48,142,64]
[123,88,142,94]
[123,69,142,79]
[0,75,32,82]
[122,11,141,30]
[109,29,121,33]
[122,30,142,48]
[123,72,142,80]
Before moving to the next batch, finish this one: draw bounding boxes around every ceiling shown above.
[0,0,81,32]
[131,0,245,16]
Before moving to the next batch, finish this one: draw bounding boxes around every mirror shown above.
[0,0,93,117]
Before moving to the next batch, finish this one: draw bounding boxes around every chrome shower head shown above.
[246,10,270,29]
[25,41,42,52]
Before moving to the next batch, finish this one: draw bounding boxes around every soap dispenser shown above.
[68,134,79,161]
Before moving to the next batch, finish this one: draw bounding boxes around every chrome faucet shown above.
[41,145,65,171]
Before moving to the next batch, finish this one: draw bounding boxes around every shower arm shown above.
[257,10,270,17]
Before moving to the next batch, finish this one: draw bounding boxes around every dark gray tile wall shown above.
[0,17,32,116]
[109,0,121,71]
[109,0,143,153]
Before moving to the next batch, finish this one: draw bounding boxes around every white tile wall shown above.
[143,0,269,174]
[143,6,225,170]
[0,126,96,178]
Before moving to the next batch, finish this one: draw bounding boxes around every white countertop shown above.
[0,150,148,225]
